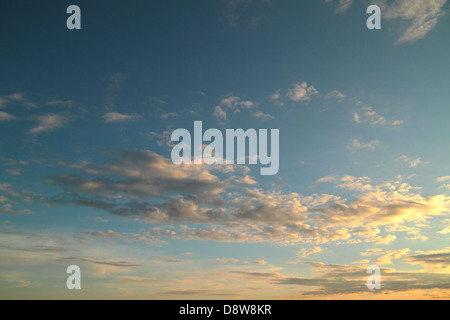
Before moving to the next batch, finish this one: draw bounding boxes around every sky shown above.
[1,0,450,299]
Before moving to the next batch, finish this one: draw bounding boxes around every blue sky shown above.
[1,0,450,299]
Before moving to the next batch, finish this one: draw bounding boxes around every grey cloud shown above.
[406,252,450,266]
[57,256,145,268]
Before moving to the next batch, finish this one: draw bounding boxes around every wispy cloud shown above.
[327,0,448,43]
[353,106,403,126]
[30,114,66,135]
[160,112,178,120]
[325,90,346,100]
[325,0,355,14]
[397,155,423,168]
[157,256,192,263]
[1,93,35,108]
[221,0,270,28]
[251,111,274,120]
[297,247,323,258]
[382,0,447,44]
[46,100,75,107]
[437,176,450,183]
[347,139,380,153]
[0,111,15,121]
[374,248,410,265]
[102,112,141,123]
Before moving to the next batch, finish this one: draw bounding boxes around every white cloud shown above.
[331,0,355,13]
[383,0,447,44]
[0,111,15,121]
[347,139,380,153]
[102,112,141,123]
[365,234,397,245]
[374,248,410,265]
[30,114,66,135]
[397,155,423,168]
[437,176,450,183]
[286,82,319,102]
[213,95,258,122]
[5,93,35,108]
[213,105,227,122]
[297,247,323,258]
[160,112,178,119]
[271,90,281,100]
[325,90,345,100]
[6,169,21,176]
[327,0,448,43]
[353,106,403,126]
[252,111,274,120]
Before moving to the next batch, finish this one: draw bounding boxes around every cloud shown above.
[347,139,380,153]
[274,260,450,297]
[58,256,146,268]
[352,227,380,238]
[81,229,166,246]
[221,96,254,109]
[245,259,267,265]
[216,258,266,265]
[310,175,450,230]
[0,203,32,215]
[325,0,356,14]
[297,247,323,258]
[374,248,410,265]
[353,106,403,126]
[385,224,427,240]
[157,256,192,263]
[0,93,35,108]
[0,111,15,121]
[352,259,370,264]
[396,155,423,168]
[383,0,447,44]
[213,95,257,122]
[221,0,270,28]
[402,248,450,274]
[325,90,346,100]
[5,169,21,176]
[251,111,274,120]
[271,90,281,100]
[437,176,450,183]
[213,105,227,122]
[102,112,141,123]
[149,130,175,148]
[217,258,241,264]
[286,82,319,102]
[228,175,257,185]
[159,289,231,296]
[160,112,178,119]
[30,114,66,135]
[405,250,450,271]
[327,0,448,43]
[437,226,450,234]
[0,183,35,202]
[47,150,450,245]
[46,100,75,107]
